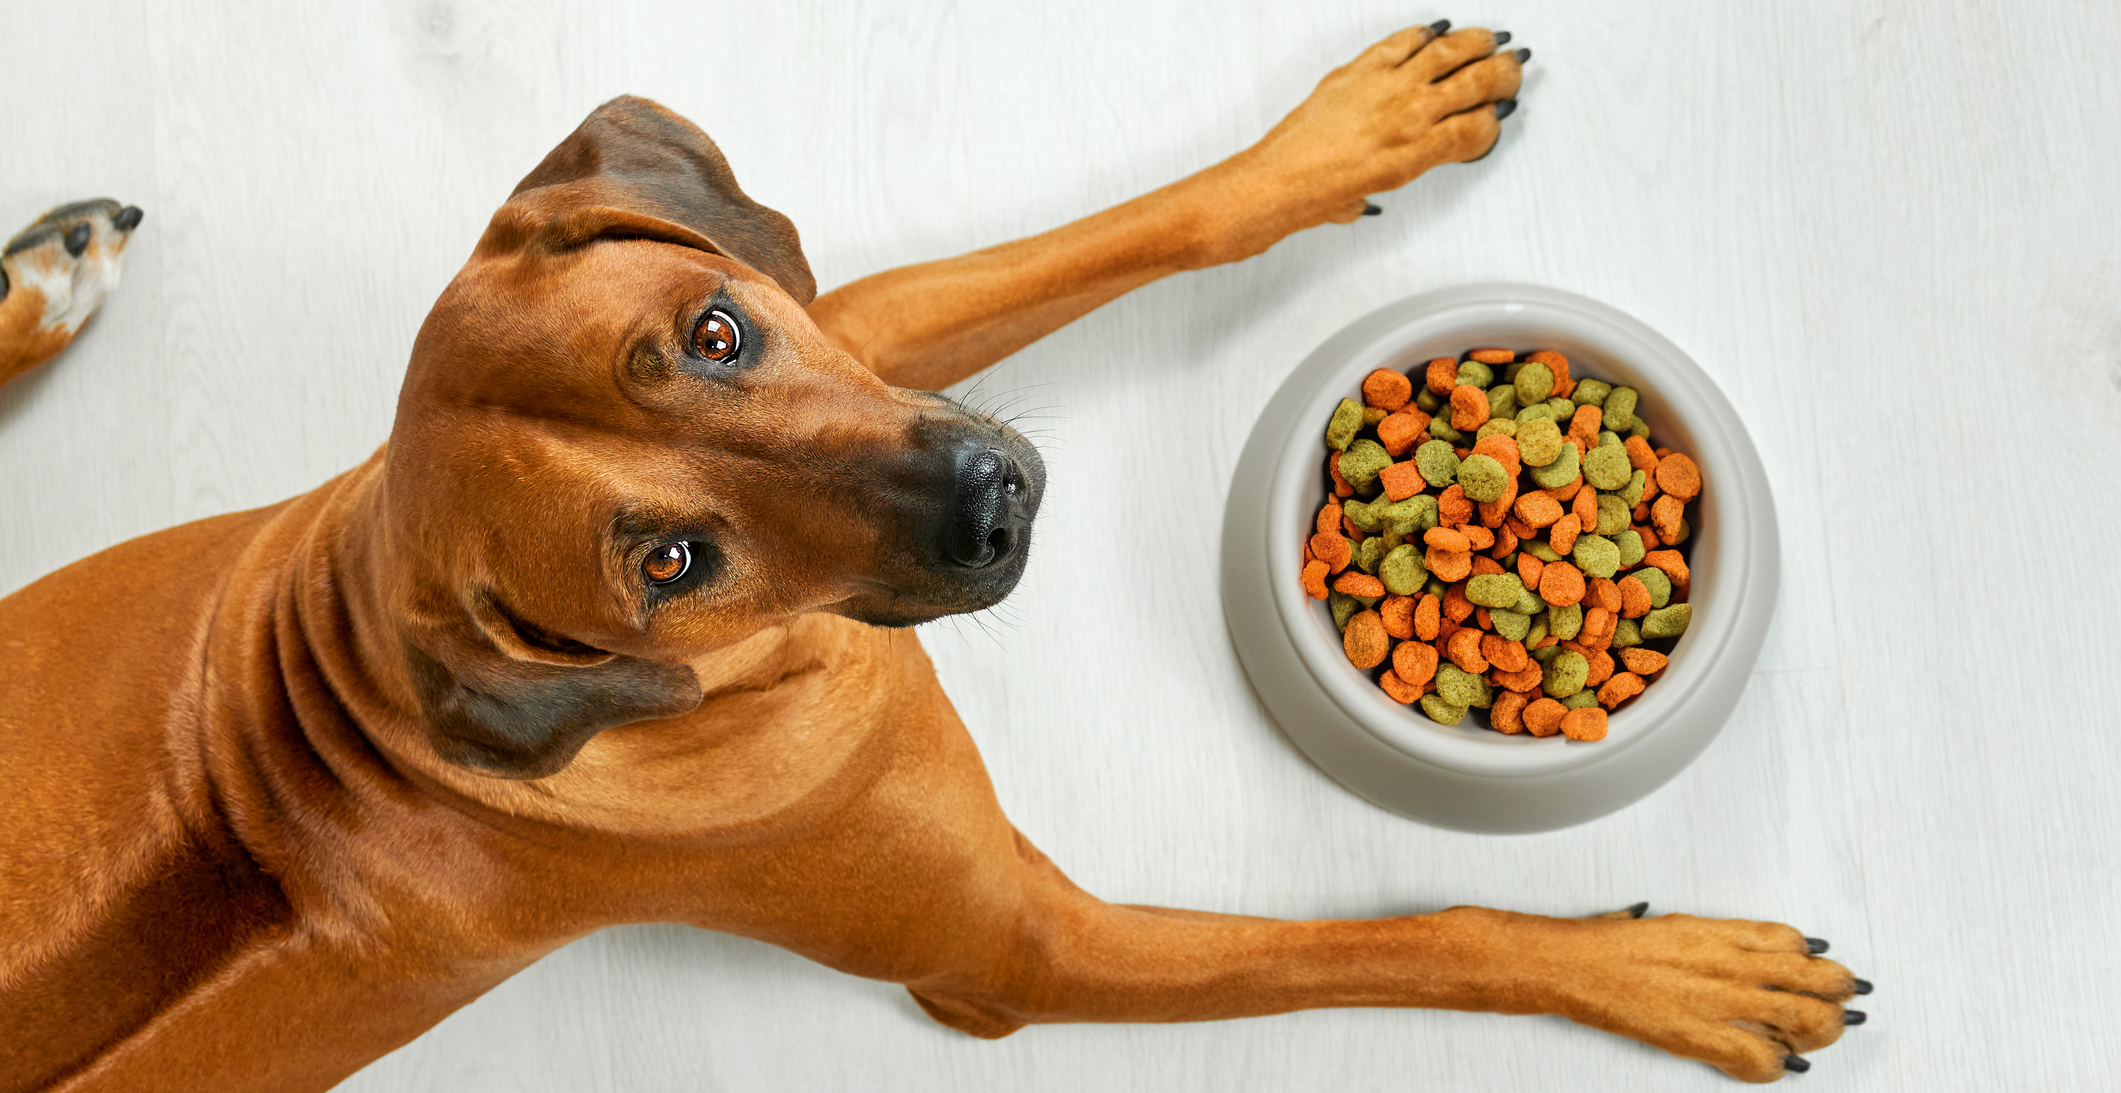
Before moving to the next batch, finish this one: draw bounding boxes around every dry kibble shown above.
[1560,707,1609,741]
[1522,698,1567,737]
[1363,368,1413,411]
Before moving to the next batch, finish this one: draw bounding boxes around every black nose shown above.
[113,205,144,233]
[944,445,1027,568]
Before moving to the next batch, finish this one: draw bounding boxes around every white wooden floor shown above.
[5,1,2117,1089]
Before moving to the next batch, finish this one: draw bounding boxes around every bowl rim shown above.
[1260,284,1767,780]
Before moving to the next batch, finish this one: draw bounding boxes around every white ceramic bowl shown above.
[1220,284,1779,833]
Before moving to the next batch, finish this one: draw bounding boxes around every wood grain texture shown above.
[4,0,2117,1088]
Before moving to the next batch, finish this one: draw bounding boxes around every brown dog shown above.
[0,25,1863,1090]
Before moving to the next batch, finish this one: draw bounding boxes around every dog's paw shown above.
[1,198,144,383]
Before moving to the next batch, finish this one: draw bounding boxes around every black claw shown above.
[1784,1055,1810,1074]
[1516,47,1533,63]
[1429,19,1451,34]
[64,223,91,257]
[1494,98,1518,120]
[1362,203,1383,216]
[1844,1009,1867,1026]
[1806,938,1829,954]
[1492,30,1511,46]
[114,205,144,232]
[1853,978,1873,995]
[1627,901,1649,918]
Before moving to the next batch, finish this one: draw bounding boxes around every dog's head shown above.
[382,96,1043,778]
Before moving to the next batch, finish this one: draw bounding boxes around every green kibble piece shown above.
[1529,442,1581,488]
[1583,444,1633,490]
[1492,609,1531,641]
[1595,494,1631,536]
[1339,439,1392,494]
[1543,650,1590,698]
[1525,539,1563,563]
[1548,603,1583,640]
[1524,616,1550,648]
[1456,361,1494,390]
[1562,690,1601,710]
[1341,497,1381,532]
[1377,494,1438,538]
[1425,576,1448,599]
[1504,360,1525,381]
[1457,454,1510,503]
[1603,386,1639,431]
[1615,529,1646,569]
[1467,573,1525,608]
[1418,694,1468,725]
[1642,603,1693,639]
[1329,592,1361,630]
[1436,663,1492,708]
[1666,518,1692,546]
[1428,417,1465,443]
[1513,361,1555,404]
[1356,535,1386,574]
[1621,469,1647,507]
[1415,440,1461,488]
[1516,418,1565,467]
[1597,430,1622,449]
[1486,385,1519,420]
[1476,418,1520,441]
[1379,544,1428,595]
[1415,387,1443,413]
[1611,618,1643,648]
[1546,397,1575,416]
[1629,417,1652,439]
[1516,402,1558,425]
[1325,398,1363,450]
[1571,379,1612,407]
[1635,568,1672,608]
[1572,534,1622,579]
[1531,643,1562,665]
[1513,586,1545,616]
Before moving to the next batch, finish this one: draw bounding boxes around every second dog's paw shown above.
[1,199,143,383]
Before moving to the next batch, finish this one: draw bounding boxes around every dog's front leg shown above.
[0,200,143,386]
[808,24,1523,391]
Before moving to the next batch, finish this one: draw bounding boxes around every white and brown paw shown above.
[1,198,144,385]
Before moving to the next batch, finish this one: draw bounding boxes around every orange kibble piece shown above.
[1442,581,1475,622]
[1655,453,1702,501]
[1568,405,1603,446]
[1618,648,1669,675]
[1491,690,1532,734]
[1437,484,1474,526]
[1539,560,1586,607]
[1632,501,1653,523]
[1505,514,1538,539]
[1362,368,1413,411]
[1634,524,1661,551]
[1642,549,1691,585]
[1461,524,1496,551]
[1584,647,1615,688]
[1473,607,1494,631]
[1492,660,1545,693]
[1572,484,1599,530]
[1472,434,1522,478]
[1481,634,1529,673]
[1640,470,1662,506]
[1379,668,1422,704]
[1424,526,1472,552]
[1518,553,1546,591]
[1598,671,1646,709]
[1549,513,1581,555]
[1545,473,1583,504]
[1316,501,1343,537]
[1560,707,1609,741]
[1436,619,1461,645]
[1651,493,1687,543]
[1477,475,1520,528]
[1301,559,1329,600]
[1470,555,1504,577]
[1514,491,1563,528]
[1587,577,1622,613]
[1393,640,1440,687]
[1449,384,1491,431]
[1469,347,1517,364]
[1413,594,1441,640]
[1309,532,1352,573]
[1617,575,1652,618]
[1343,610,1390,669]
[1425,357,1460,395]
[1327,451,1354,498]
[1447,628,1489,673]
[1377,410,1430,456]
[1380,594,1416,639]
[1333,571,1386,597]
[1523,698,1567,737]
[1342,516,1365,541]
[1426,547,1472,583]
[1490,525,1519,558]
[1624,435,1659,472]
[1379,460,1427,501]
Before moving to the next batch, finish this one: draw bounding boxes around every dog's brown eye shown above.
[644,543,691,585]
[695,310,740,362]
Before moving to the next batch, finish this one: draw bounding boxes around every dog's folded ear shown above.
[499,94,816,305]
[403,592,704,779]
